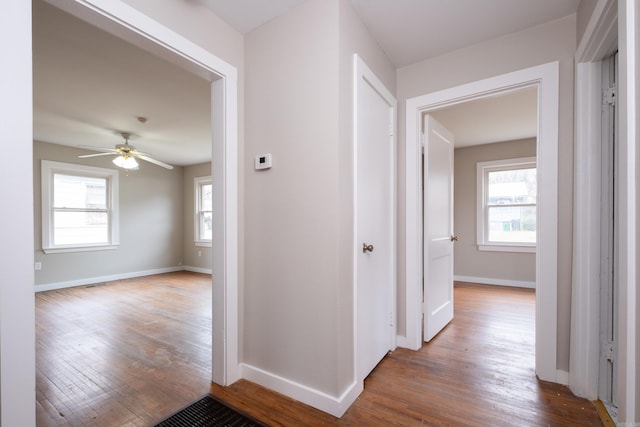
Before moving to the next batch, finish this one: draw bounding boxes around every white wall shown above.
[183,162,212,271]
[453,139,536,286]
[396,15,577,371]
[33,141,184,287]
[243,0,394,412]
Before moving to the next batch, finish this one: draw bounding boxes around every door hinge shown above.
[388,312,394,327]
[603,343,615,362]
[603,85,616,106]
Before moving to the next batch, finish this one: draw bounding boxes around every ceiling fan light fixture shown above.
[113,155,139,170]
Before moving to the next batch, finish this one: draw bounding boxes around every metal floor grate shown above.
[154,395,263,427]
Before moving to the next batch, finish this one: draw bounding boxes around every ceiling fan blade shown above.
[77,145,118,154]
[78,152,116,158]
[138,155,174,170]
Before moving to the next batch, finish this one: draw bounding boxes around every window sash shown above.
[477,157,536,252]
[194,176,212,245]
[42,161,119,253]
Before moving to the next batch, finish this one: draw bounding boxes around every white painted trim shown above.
[616,1,638,423]
[353,54,398,387]
[44,0,240,388]
[569,62,602,400]
[570,0,619,403]
[241,363,362,418]
[405,62,559,382]
[183,266,213,275]
[576,0,618,62]
[34,266,184,292]
[453,275,535,289]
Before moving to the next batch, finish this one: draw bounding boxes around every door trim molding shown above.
[570,0,617,401]
[404,62,560,382]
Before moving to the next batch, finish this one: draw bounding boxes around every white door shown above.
[355,56,396,381]
[423,115,455,342]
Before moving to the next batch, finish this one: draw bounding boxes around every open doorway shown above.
[32,0,239,422]
[419,88,538,377]
[405,62,560,382]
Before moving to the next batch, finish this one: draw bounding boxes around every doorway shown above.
[38,0,239,401]
[405,62,560,382]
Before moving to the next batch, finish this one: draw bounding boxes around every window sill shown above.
[43,244,119,254]
[195,241,212,248]
[478,244,536,253]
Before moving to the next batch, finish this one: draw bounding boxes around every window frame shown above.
[476,156,536,253]
[194,176,212,247]
[41,160,119,254]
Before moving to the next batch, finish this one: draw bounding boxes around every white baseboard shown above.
[183,266,213,275]
[35,266,186,292]
[241,363,362,418]
[453,275,536,289]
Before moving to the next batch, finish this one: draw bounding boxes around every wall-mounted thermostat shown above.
[255,153,272,170]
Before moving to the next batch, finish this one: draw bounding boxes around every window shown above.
[42,161,119,253]
[195,176,212,246]
[477,157,536,252]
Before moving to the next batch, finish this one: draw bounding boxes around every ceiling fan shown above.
[78,132,174,170]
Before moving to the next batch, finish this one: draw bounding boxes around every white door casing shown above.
[404,62,559,383]
[354,54,397,382]
[423,115,455,342]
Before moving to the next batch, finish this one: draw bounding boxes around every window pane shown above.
[201,183,212,211]
[487,206,536,243]
[200,212,212,240]
[54,174,107,209]
[53,211,109,245]
[487,168,536,205]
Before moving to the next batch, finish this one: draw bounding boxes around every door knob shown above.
[450,235,459,242]
[362,243,374,253]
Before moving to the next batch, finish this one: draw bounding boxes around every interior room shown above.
[1,0,637,426]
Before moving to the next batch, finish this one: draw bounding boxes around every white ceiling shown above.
[33,0,579,166]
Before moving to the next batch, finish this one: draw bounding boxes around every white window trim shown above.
[194,175,212,247]
[42,160,119,254]
[476,156,536,253]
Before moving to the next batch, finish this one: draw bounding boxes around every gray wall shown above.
[183,162,212,271]
[34,141,184,286]
[453,138,536,284]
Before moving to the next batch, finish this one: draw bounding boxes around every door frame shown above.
[569,0,617,401]
[404,61,560,382]
[43,0,240,385]
[353,53,397,383]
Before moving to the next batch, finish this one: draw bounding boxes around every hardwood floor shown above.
[36,272,213,426]
[211,283,604,426]
[37,275,603,426]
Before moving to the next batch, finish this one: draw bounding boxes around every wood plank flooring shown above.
[37,275,603,426]
[36,272,213,426]
[211,282,604,426]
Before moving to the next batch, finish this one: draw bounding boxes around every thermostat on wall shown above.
[255,153,272,170]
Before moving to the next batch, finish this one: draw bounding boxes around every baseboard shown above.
[34,266,185,292]
[183,266,213,275]
[453,275,536,289]
[241,363,362,418]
